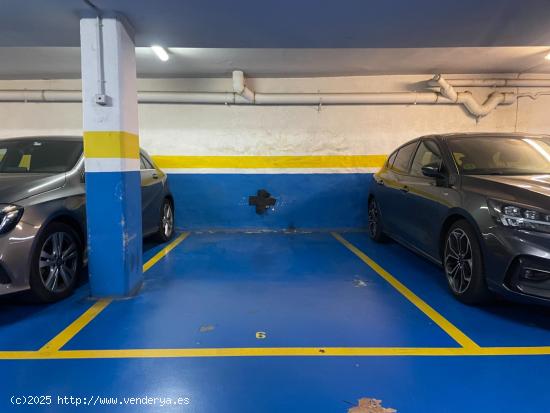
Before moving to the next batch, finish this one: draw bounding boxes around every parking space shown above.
[2,230,549,355]
[2,231,550,355]
[64,232,458,350]
[1,231,550,412]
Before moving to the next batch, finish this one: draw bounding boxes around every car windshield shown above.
[447,136,550,175]
[0,139,83,174]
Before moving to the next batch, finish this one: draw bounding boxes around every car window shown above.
[387,151,397,168]
[139,156,147,170]
[19,154,31,169]
[410,140,443,177]
[0,139,82,173]
[391,142,417,174]
[447,136,550,175]
[140,154,154,170]
[146,157,155,169]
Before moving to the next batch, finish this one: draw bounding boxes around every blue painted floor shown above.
[1,232,550,412]
[66,232,456,350]
[344,232,550,347]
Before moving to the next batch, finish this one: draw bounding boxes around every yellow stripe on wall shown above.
[84,131,140,159]
[152,155,387,169]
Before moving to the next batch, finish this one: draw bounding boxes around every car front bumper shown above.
[483,225,550,305]
[0,220,39,296]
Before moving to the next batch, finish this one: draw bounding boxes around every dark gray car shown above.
[0,136,174,302]
[369,133,550,305]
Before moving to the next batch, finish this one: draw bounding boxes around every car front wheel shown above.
[29,222,81,302]
[368,197,386,242]
[443,220,491,305]
[155,198,174,242]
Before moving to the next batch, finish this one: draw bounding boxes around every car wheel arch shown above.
[439,209,486,263]
[367,193,384,224]
[34,212,86,252]
[164,194,174,210]
[162,194,175,228]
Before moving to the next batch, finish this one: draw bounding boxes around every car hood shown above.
[0,173,66,203]
[463,174,550,207]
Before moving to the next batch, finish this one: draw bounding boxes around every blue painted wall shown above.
[167,173,373,230]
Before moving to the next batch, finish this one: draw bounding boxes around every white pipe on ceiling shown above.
[0,71,519,117]
[433,75,515,117]
[0,90,240,104]
[232,70,255,102]
[0,90,82,102]
[253,92,449,104]
[139,91,237,104]
[0,88,455,105]
[430,78,550,87]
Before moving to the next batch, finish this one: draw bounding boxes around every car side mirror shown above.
[421,163,442,178]
[421,163,448,186]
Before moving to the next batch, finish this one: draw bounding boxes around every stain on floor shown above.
[348,398,396,413]
[199,324,216,333]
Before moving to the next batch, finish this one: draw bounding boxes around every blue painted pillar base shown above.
[85,171,143,297]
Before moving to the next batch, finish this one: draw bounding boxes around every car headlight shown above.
[488,199,550,234]
[0,204,23,234]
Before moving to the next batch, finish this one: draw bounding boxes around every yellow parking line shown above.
[39,299,112,353]
[332,232,480,350]
[143,232,190,272]
[38,232,190,353]
[3,345,550,360]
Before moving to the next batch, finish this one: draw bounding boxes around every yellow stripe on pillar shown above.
[84,131,140,159]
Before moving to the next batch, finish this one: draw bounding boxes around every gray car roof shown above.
[430,132,550,140]
[0,135,82,140]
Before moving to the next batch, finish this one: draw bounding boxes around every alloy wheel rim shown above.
[444,228,473,294]
[368,201,379,237]
[39,232,78,293]
[162,203,174,237]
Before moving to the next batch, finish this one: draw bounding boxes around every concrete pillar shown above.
[80,15,142,297]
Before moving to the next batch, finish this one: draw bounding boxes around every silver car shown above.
[0,136,174,302]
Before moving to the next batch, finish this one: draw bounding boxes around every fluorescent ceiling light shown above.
[151,45,169,62]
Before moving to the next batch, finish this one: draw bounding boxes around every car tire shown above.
[443,220,491,305]
[154,198,174,243]
[368,197,386,242]
[29,222,82,303]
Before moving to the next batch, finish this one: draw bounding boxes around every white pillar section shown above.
[80,15,143,297]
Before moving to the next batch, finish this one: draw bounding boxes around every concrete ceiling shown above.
[2,0,550,48]
[2,47,550,79]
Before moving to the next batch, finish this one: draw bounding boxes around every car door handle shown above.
[400,185,409,193]
[152,173,159,179]
[376,180,385,186]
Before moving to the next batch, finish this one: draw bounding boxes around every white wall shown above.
[0,75,548,156]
